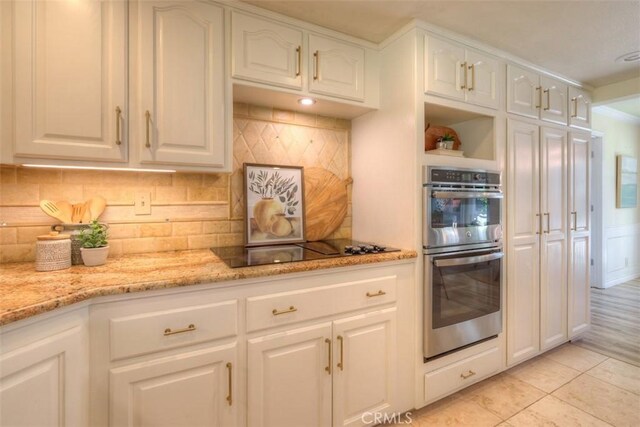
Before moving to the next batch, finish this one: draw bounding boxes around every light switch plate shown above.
[134,191,151,215]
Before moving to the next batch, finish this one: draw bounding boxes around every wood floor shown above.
[572,278,640,367]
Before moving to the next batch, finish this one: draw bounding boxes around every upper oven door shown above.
[424,188,503,249]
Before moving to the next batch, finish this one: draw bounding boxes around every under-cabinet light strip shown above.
[21,164,176,173]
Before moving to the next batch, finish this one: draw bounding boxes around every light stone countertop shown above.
[0,249,417,327]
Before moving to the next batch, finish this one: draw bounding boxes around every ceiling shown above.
[241,0,640,88]
[604,97,640,118]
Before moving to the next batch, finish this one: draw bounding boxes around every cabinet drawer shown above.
[424,346,500,402]
[246,276,397,332]
[109,300,237,361]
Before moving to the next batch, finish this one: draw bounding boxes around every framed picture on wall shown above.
[616,155,638,208]
[244,163,305,246]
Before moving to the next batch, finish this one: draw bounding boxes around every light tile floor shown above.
[395,343,640,426]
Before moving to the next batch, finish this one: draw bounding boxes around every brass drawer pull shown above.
[460,62,467,90]
[337,335,344,371]
[536,86,542,109]
[468,64,475,91]
[543,88,551,111]
[272,306,297,316]
[115,106,122,145]
[571,97,578,118]
[544,212,550,234]
[163,324,196,336]
[460,370,476,379]
[366,290,386,298]
[313,51,319,81]
[295,46,301,77]
[325,338,332,375]
[226,362,233,406]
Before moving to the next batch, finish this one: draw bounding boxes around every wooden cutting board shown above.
[304,168,353,241]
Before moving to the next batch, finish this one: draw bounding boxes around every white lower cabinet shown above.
[110,343,237,427]
[248,308,397,427]
[424,345,501,404]
[0,309,89,426]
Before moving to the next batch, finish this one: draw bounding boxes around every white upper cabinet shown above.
[232,11,303,90]
[540,76,568,125]
[507,64,569,125]
[13,0,127,162]
[309,34,365,101]
[425,36,466,101]
[134,1,227,169]
[425,35,500,109]
[569,86,592,129]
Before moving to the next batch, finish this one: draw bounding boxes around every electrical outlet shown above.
[134,192,151,215]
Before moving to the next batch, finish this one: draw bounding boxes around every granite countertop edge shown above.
[0,249,417,327]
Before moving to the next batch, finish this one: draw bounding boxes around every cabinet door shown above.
[540,76,568,125]
[13,0,127,161]
[232,12,303,90]
[569,132,590,233]
[569,86,592,129]
[308,34,365,101]
[539,127,568,351]
[507,65,539,119]
[568,234,590,337]
[0,326,87,426]
[333,309,397,427]
[248,323,332,427]
[506,119,541,365]
[136,1,227,168]
[110,343,237,427]
[424,36,465,101]
[465,49,500,109]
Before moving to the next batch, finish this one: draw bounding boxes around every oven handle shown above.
[434,252,504,267]
[432,191,503,199]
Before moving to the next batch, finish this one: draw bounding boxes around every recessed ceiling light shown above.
[615,51,640,63]
[297,97,316,106]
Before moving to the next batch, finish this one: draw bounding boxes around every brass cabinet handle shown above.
[544,212,550,233]
[460,370,476,379]
[460,62,467,90]
[295,46,301,77]
[272,306,297,316]
[164,323,196,336]
[325,338,332,375]
[536,213,542,235]
[115,106,122,145]
[571,97,578,118]
[366,290,386,298]
[145,110,151,148]
[226,362,233,406]
[313,51,319,81]
[572,211,578,231]
[337,335,344,371]
[543,88,551,111]
[468,64,475,91]
[536,86,542,109]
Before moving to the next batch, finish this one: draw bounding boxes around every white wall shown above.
[592,111,640,287]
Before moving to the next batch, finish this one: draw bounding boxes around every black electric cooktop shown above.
[211,239,400,268]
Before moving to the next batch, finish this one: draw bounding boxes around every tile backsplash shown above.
[0,104,351,263]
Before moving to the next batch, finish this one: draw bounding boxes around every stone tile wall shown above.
[0,104,351,263]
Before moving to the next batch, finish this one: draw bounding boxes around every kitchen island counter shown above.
[0,248,416,327]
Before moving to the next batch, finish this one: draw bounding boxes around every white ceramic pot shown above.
[80,245,109,266]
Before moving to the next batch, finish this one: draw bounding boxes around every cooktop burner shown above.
[211,239,399,268]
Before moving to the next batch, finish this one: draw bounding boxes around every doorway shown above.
[590,133,604,288]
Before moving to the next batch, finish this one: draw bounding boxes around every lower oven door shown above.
[424,248,503,359]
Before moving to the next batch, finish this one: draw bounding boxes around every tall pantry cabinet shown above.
[507,119,592,365]
[506,120,569,365]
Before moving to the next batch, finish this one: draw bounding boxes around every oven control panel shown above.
[429,168,500,185]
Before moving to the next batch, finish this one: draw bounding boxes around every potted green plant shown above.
[438,133,456,150]
[78,220,109,266]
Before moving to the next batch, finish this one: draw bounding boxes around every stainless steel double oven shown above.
[423,167,504,359]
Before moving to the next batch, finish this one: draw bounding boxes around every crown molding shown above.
[593,105,640,125]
